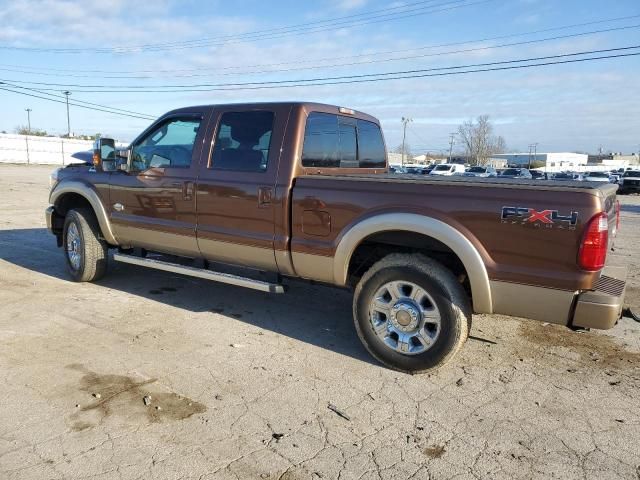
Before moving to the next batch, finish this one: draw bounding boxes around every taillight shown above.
[578,212,608,271]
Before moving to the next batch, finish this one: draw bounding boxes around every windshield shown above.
[624,171,640,178]
[502,169,519,175]
[587,172,608,178]
[434,165,452,171]
[468,167,485,173]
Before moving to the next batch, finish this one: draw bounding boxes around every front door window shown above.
[131,118,201,171]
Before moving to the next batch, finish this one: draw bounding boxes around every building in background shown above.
[587,153,640,170]
[491,152,588,172]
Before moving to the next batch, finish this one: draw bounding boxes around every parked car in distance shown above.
[404,165,427,175]
[499,168,533,179]
[582,171,612,183]
[389,165,406,174]
[429,163,466,176]
[619,170,640,194]
[530,170,548,180]
[459,166,497,178]
[551,172,577,181]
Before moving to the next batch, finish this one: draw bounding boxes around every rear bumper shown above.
[572,265,627,330]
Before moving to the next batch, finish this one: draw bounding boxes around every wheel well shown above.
[346,230,471,297]
[51,193,98,241]
[55,192,93,216]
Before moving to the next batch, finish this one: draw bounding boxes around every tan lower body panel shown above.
[490,280,577,326]
[113,224,200,258]
[291,251,335,284]
[197,237,278,272]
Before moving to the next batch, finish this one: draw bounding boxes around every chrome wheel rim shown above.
[66,222,82,271]
[369,281,441,355]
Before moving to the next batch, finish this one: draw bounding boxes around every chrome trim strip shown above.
[333,213,493,313]
[113,253,285,294]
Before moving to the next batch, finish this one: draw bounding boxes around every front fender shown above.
[50,180,118,245]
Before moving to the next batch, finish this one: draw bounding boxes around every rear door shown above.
[195,105,291,271]
[109,111,209,257]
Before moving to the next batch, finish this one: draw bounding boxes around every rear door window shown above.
[211,111,274,172]
[302,112,386,169]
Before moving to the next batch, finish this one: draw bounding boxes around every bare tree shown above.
[393,143,413,160]
[457,116,506,165]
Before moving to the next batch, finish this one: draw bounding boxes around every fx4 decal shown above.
[501,206,579,230]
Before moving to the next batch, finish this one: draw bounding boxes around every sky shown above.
[0,0,639,154]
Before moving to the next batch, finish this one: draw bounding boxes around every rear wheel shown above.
[353,253,471,373]
[63,208,107,282]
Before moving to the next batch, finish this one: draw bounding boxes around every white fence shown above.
[0,133,94,165]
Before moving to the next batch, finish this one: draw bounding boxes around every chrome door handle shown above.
[113,203,124,212]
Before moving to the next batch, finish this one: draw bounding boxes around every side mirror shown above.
[93,137,116,171]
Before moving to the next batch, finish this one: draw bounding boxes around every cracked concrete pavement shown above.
[0,164,639,480]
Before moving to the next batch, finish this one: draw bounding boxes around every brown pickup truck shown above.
[45,102,627,373]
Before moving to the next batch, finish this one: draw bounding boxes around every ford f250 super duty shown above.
[45,102,627,373]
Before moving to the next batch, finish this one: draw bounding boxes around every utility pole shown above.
[62,91,71,137]
[25,108,32,134]
[531,143,538,169]
[527,144,533,169]
[401,117,412,166]
[448,133,456,163]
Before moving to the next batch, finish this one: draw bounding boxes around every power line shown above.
[0,87,156,121]
[0,82,158,118]
[64,50,640,92]
[124,0,451,50]
[3,22,638,80]
[0,0,489,54]
[3,45,638,92]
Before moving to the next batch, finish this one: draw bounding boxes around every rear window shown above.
[588,172,608,178]
[301,112,386,169]
[502,169,519,175]
[468,166,485,173]
[434,165,452,171]
[624,171,640,178]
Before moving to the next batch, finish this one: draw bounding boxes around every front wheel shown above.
[62,208,107,282]
[353,253,471,373]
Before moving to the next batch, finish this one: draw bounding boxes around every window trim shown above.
[207,110,276,173]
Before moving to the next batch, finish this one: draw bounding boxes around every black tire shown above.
[353,253,471,374]
[62,208,108,282]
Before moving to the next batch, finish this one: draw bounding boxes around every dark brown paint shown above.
[52,102,616,295]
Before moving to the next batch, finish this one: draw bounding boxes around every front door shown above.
[195,106,290,271]
[109,112,209,257]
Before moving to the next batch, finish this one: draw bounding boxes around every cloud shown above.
[332,0,367,11]
[0,1,638,153]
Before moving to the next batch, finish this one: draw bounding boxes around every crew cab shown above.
[46,102,627,373]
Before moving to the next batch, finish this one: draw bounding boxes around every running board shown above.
[113,253,285,294]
